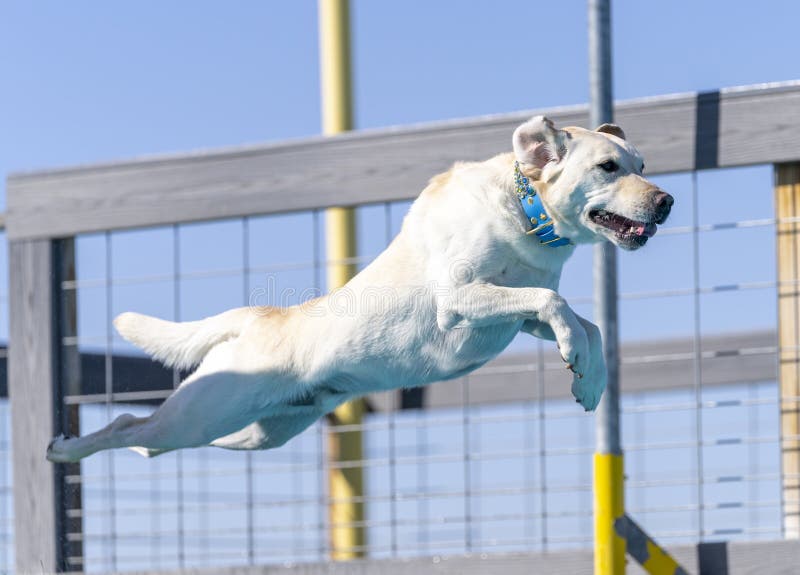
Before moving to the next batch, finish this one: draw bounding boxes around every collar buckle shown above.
[514,162,571,247]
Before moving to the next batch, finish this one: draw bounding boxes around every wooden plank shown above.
[107,550,598,575]
[720,86,800,168]
[725,539,800,575]
[776,162,800,539]
[0,350,176,400]
[97,540,800,575]
[8,239,65,572]
[7,82,800,241]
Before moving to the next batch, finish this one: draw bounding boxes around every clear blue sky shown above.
[3,0,800,193]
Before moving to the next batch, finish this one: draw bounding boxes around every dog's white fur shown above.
[47,116,671,462]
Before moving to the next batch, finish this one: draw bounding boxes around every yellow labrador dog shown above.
[47,116,672,462]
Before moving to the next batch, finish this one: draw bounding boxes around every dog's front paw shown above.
[564,319,605,411]
[570,345,607,411]
[571,371,606,411]
[556,327,590,381]
[46,434,77,463]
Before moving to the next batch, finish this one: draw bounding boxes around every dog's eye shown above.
[641,163,645,174]
[598,160,619,173]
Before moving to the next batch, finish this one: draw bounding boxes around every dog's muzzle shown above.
[589,190,674,250]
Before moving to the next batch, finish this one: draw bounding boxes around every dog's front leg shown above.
[437,284,587,368]
[520,318,555,341]
[522,315,607,410]
[438,284,604,410]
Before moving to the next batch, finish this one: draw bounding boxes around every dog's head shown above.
[513,116,673,250]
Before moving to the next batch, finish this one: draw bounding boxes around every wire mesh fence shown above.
[59,388,785,572]
[10,162,775,573]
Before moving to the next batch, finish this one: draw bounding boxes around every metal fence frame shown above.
[7,81,800,573]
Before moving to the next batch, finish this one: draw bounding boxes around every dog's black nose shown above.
[654,191,673,223]
[655,191,674,209]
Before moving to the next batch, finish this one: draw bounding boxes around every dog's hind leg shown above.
[128,414,304,459]
[132,409,327,458]
[210,411,323,451]
[47,368,271,462]
[130,388,351,458]
[206,382,352,453]
[131,413,323,458]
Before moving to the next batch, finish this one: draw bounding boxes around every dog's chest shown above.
[434,320,522,372]
[349,309,522,390]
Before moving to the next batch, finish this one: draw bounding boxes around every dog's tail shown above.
[114,308,253,370]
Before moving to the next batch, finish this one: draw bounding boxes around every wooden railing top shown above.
[7,81,800,240]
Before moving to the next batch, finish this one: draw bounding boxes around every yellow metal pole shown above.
[319,0,366,560]
[594,453,626,575]
[319,0,352,136]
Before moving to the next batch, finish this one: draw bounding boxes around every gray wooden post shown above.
[9,238,78,572]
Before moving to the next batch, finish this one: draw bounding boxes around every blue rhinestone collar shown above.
[514,161,571,247]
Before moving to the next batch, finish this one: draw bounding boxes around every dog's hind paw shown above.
[46,434,76,463]
[571,371,605,412]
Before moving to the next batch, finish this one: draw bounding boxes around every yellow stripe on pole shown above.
[641,539,684,575]
[594,453,626,575]
[319,0,365,560]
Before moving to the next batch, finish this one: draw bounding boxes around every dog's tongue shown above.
[635,223,658,237]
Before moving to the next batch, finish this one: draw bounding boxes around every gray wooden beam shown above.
[9,239,70,572]
[96,539,800,575]
[7,81,800,241]
[369,329,778,411]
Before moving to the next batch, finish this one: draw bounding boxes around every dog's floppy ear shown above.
[513,116,568,173]
[595,123,626,140]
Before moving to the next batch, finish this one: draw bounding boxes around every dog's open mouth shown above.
[589,209,657,247]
